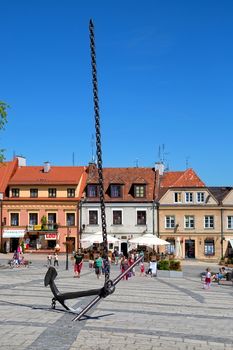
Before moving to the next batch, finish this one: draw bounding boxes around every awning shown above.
[228,239,233,248]
[3,229,25,238]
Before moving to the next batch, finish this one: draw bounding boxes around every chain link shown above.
[89,19,109,282]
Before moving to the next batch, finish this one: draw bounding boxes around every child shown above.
[204,268,211,289]
[140,262,145,276]
[47,254,52,267]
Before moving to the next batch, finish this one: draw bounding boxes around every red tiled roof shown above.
[0,158,18,194]
[86,165,156,201]
[9,166,87,185]
[160,168,205,188]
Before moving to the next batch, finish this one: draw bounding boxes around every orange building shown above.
[1,157,87,253]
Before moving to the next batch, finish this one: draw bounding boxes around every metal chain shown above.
[89,19,109,282]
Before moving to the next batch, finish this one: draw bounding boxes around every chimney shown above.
[44,161,51,173]
[155,162,165,176]
[16,156,26,167]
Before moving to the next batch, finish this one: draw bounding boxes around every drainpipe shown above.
[220,208,224,259]
[157,202,160,238]
[152,201,155,235]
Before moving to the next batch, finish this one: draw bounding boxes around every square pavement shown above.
[0,255,233,350]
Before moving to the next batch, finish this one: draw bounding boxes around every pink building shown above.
[1,157,87,253]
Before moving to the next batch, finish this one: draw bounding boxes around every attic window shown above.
[87,184,98,198]
[134,185,146,198]
[12,188,20,198]
[110,185,122,198]
[48,188,56,198]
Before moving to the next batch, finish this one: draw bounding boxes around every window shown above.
[11,213,19,226]
[48,188,56,198]
[185,192,193,203]
[29,213,38,225]
[174,192,182,203]
[227,216,233,229]
[113,210,122,225]
[165,216,175,229]
[66,213,75,226]
[67,188,75,198]
[48,213,56,223]
[110,185,122,198]
[30,188,38,198]
[87,184,98,198]
[204,239,215,256]
[134,185,146,198]
[197,192,205,203]
[89,210,98,225]
[137,210,146,225]
[204,216,214,229]
[12,188,20,197]
[185,215,195,229]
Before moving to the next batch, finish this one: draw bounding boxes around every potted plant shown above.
[41,215,48,230]
[157,259,183,278]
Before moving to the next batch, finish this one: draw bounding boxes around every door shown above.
[120,242,128,257]
[185,239,195,258]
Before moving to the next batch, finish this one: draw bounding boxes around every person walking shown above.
[54,253,59,267]
[204,268,211,289]
[47,254,52,267]
[140,261,145,276]
[94,254,103,279]
[73,250,83,278]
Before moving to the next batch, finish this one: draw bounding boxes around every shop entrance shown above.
[120,242,128,257]
[11,238,19,252]
[185,239,195,258]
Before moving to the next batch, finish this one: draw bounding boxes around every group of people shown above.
[203,266,230,289]
[47,253,59,267]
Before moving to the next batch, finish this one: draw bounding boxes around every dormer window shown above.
[48,188,56,198]
[110,185,122,198]
[67,188,75,198]
[134,185,146,198]
[87,184,98,198]
[196,192,205,203]
[12,188,20,198]
[30,189,38,198]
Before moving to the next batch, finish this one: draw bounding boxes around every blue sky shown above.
[1,0,233,186]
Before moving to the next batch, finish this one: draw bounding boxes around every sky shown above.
[1,0,233,186]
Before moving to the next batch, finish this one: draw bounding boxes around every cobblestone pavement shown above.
[0,254,233,350]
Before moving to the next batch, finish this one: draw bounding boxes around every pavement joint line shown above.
[96,307,233,320]
[83,326,233,345]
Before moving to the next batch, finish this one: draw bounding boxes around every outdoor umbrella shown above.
[129,233,170,247]
[81,231,120,244]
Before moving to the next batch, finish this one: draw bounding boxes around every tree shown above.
[0,101,9,162]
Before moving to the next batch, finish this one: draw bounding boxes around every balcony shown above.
[27,223,58,232]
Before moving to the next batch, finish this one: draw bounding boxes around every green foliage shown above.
[169,260,181,271]
[41,215,48,230]
[158,259,182,271]
[0,101,9,162]
[158,260,170,270]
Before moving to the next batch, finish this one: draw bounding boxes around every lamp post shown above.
[66,226,71,270]
[0,193,3,252]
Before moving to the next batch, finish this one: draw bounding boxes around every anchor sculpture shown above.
[44,19,144,321]
[44,255,143,321]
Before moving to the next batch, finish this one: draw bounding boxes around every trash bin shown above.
[226,272,231,281]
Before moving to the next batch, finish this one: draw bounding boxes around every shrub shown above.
[169,260,181,271]
[158,260,170,270]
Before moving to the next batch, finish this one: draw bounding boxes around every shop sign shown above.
[45,233,57,240]
[3,229,25,238]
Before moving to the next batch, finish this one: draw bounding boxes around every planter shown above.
[157,270,183,278]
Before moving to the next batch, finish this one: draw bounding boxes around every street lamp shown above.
[0,192,3,252]
[66,226,71,270]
